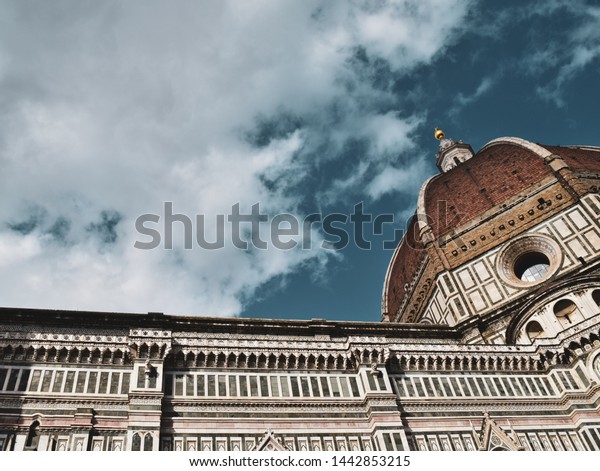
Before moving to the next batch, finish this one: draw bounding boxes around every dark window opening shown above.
[25,421,40,450]
[144,434,153,451]
[526,321,544,342]
[592,289,600,307]
[132,433,141,451]
[553,299,579,325]
[514,252,550,282]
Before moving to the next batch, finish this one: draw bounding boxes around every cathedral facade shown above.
[1,133,599,451]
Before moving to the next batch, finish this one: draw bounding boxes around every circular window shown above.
[514,252,550,282]
[497,234,561,288]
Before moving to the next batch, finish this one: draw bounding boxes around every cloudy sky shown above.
[0,0,598,322]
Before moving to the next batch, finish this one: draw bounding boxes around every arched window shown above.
[132,433,141,451]
[593,289,600,307]
[91,349,101,364]
[143,434,153,451]
[139,344,149,359]
[149,344,160,359]
[14,346,25,361]
[553,299,579,326]
[526,321,544,342]
[2,346,13,360]
[25,420,40,450]
[26,347,35,361]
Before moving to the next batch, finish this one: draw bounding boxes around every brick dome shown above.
[382,137,600,322]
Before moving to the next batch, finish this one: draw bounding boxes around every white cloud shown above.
[364,112,422,157]
[0,0,472,316]
[366,156,429,200]
[518,2,600,106]
[448,76,496,117]
[353,0,471,69]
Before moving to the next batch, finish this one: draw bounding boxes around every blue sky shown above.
[0,0,598,322]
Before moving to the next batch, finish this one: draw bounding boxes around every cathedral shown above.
[1,132,599,452]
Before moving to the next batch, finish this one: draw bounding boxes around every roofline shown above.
[479,136,553,159]
[381,213,419,321]
[0,306,460,340]
[416,175,436,233]
[381,175,436,321]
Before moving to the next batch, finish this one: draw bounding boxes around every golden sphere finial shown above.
[434,127,445,140]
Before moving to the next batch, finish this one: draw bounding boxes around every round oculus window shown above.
[497,234,561,288]
[514,252,551,282]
